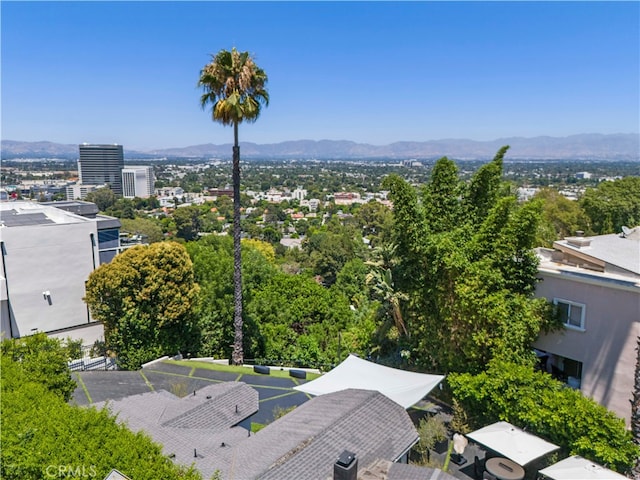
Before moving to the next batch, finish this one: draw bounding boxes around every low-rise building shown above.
[533,227,640,425]
[66,183,106,201]
[98,382,425,480]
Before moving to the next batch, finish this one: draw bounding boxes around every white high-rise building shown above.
[122,166,155,199]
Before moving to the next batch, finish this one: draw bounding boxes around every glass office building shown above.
[78,144,124,195]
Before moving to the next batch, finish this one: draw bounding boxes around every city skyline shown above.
[2,1,639,151]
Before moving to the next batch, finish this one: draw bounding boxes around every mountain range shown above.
[2,133,639,161]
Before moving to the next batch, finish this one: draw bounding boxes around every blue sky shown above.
[2,1,639,151]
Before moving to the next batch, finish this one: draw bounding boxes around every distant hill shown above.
[2,133,639,161]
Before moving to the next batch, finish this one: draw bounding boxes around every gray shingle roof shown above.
[359,459,458,480]
[91,382,258,479]
[162,382,258,429]
[225,388,419,480]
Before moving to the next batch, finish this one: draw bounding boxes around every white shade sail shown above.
[466,421,559,466]
[293,354,445,409]
[538,456,628,480]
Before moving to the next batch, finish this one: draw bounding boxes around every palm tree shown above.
[198,48,269,365]
[365,243,408,337]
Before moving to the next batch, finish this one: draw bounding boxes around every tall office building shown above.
[78,144,125,195]
[122,166,155,199]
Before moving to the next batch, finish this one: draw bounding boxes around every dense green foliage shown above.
[301,226,366,286]
[186,235,278,360]
[533,187,590,246]
[246,273,354,367]
[120,216,164,243]
[580,176,640,234]
[383,148,560,373]
[448,360,639,474]
[84,242,200,369]
[0,335,201,480]
[186,235,375,366]
[0,333,78,402]
[84,187,117,211]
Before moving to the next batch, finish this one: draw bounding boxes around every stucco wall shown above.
[1,220,100,339]
[534,270,640,425]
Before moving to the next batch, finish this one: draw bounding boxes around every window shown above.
[554,298,585,330]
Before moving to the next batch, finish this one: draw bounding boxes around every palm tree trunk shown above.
[231,121,244,365]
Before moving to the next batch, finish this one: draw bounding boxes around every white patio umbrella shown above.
[466,421,559,466]
[538,455,628,480]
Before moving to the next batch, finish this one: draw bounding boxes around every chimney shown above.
[334,450,357,480]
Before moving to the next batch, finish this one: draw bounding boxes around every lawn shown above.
[166,359,322,380]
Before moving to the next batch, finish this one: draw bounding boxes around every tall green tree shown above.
[85,187,117,211]
[198,48,269,365]
[303,229,364,286]
[383,147,559,373]
[245,272,353,368]
[533,187,590,246]
[84,242,200,369]
[120,217,164,243]
[422,156,462,233]
[172,205,203,241]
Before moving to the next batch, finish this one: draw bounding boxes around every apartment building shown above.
[533,227,640,425]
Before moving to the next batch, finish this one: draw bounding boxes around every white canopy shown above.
[538,456,628,480]
[293,354,444,409]
[466,421,559,466]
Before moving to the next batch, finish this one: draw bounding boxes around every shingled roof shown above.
[93,382,258,478]
[224,388,419,480]
[94,383,429,479]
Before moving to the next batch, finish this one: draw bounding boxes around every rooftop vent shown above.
[565,234,591,249]
[334,450,357,480]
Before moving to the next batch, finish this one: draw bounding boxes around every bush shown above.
[448,359,639,474]
[1,336,202,480]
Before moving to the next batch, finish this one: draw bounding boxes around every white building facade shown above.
[66,183,106,201]
[0,202,105,345]
[122,166,155,199]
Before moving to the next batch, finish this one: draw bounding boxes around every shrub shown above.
[448,359,639,473]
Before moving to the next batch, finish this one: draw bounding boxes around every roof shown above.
[93,382,258,479]
[95,214,122,230]
[42,200,100,218]
[360,459,457,480]
[226,389,419,480]
[0,201,91,227]
[294,354,445,409]
[553,227,640,276]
